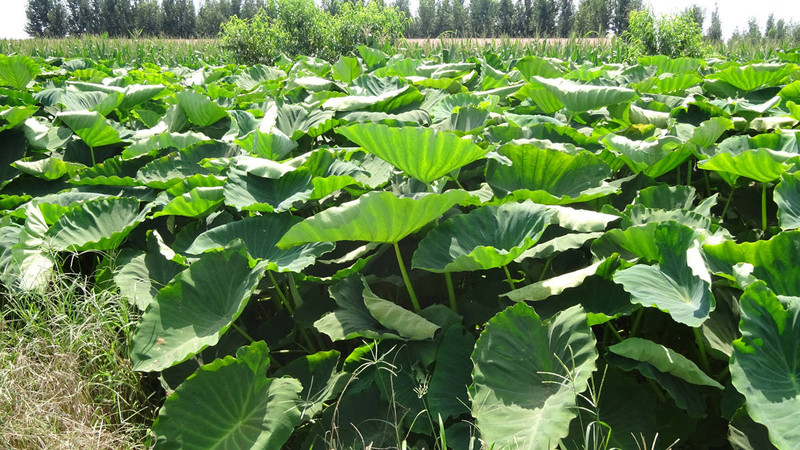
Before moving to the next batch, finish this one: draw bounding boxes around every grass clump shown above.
[0,274,155,449]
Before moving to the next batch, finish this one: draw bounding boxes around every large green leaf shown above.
[151,341,303,449]
[46,197,151,252]
[412,201,554,272]
[176,90,228,127]
[131,244,266,372]
[274,350,346,420]
[362,282,439,339]
[234,127,297,161]
[774,172,800,230]
[278,190,472,247]
[0,54,40,90]
[608,222,714,327]
[332,55,363,83]
[730,282,800,449]
[58,110,123,148]
[530,76,637,112]
[707,63,797,92]
[9,204,55,292]
[323,85,423,112]
[698,148,796,184]
[704,231,800,296]
[114,231,185,311]
[427,326,475,421]
[502,257,614,303]
[336,123,488,184]
[59,88,123,116]
[601,134,692,178]
[136,141,240,189]
[223,157,313,213]
[313,277,438,341]
[186,214,334,273]
[153,186,224,219]
[0,105,38,132]
[608,338,723,417]
[470,303,598,449]
[486,143,617,205]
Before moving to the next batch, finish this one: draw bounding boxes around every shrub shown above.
[330,1,410,58]
[624,9,705,59]
[219,0,408,64]
[219,0,331,64]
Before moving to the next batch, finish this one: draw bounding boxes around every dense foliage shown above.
[3,45,800,449]
[625,9,705,59]
[219,0,408,63]
[26,0,800,48]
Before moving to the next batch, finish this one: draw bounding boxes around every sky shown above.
[0,0,799,40]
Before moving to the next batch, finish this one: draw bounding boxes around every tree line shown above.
[24,0,266,38]
[24,0,650,39]
[23,0,800,44]
[399,0,645,39]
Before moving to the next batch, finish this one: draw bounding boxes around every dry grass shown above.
[0,276,156,449]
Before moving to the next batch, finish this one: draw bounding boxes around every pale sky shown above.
[0,0,799,40]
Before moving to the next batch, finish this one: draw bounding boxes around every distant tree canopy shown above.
[24,0,204,37]
[22,0,800,45]
[24,0,645,39]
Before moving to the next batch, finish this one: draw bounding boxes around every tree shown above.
[574,0,610,37]
[133,0,160,35]
[556,0,573,37]
[436,0,457,36]
[66,0,92,35]
[684,4,704,31]
[515,0,532,36]
[162,0,196,38]
[240,0,265,17]
[745,16,760,41]
[531,0,557,36]
[707,4,722,41]
[48,0,69,36]
[451,0,469,36]
[765,13,776,39]
[610,0,641,35]
[469,0,496,37]
[771,19,789,41]
[25,0,52,37]
[101,0,134,36]
[393,0,412,33]
[497,0,515,36]
[416,0,436,37]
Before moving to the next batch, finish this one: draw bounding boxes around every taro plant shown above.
[2,48,800,450]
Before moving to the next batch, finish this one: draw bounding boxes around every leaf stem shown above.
[646,378,668,403]
[450,174,466,191]
[762,182,768,231]
[686,158,692,186]
[502,265,516,291]
[629,308,644,337]
[693,328,712,374]
[89,146,96,166]
[720,186,735,220]
[394,242,420,312]
[267,271,293,314]
[605,323,624,343]
[287,274,303,310]
[298,327,317,353]
[231,323,255,343]
[444,272,457,312]
[537,256,553,282]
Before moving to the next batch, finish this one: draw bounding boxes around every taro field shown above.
[2,47,800,449]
